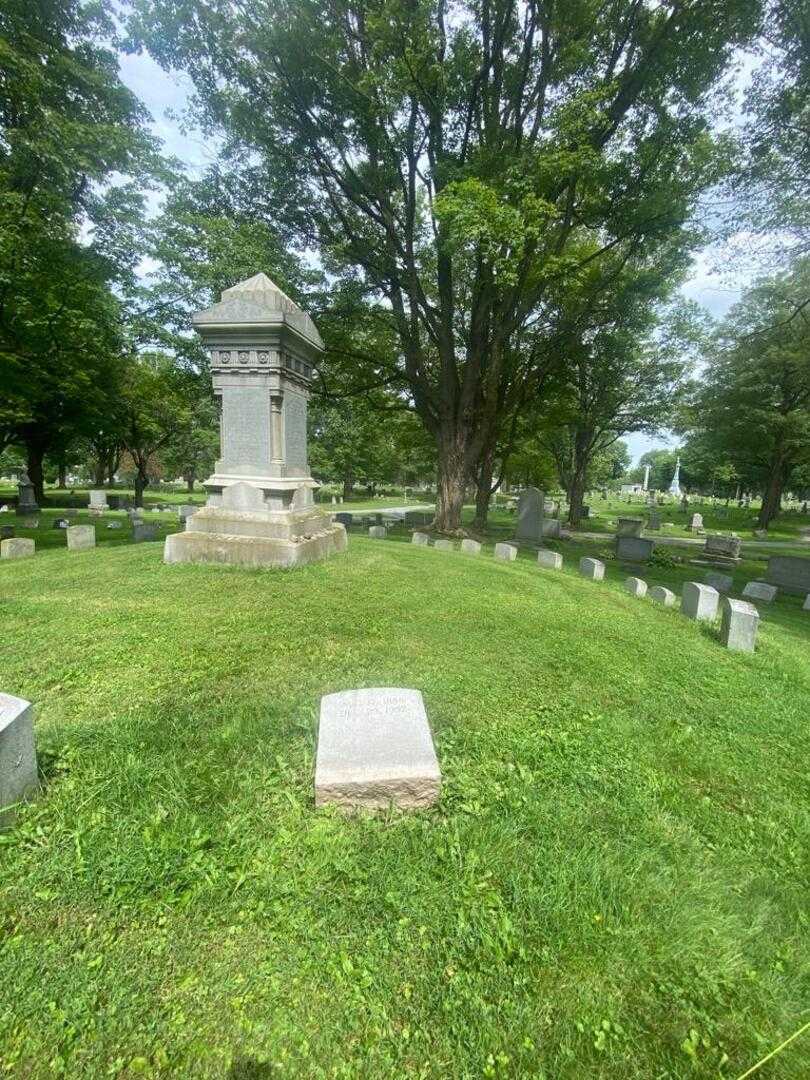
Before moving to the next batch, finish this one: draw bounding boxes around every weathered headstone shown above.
[649,585,676,606]
[579,557,605,581]
[369,525,387,539]
[624,576,647,598]
[315,688,441,810]
[705,571,733,594]
[434,538,453,551]
[163,273,346,569]
[494,543,518,562]
[704,535,741,564]
[66,525,95,551]
[0,525,14,540]
[580,505,590,519]
[647,511,662,530]
[541,519,562,539]
[615,536,654,563]
[720,598,759,653]
[616,517,644,538]
[765,555,810,596]
[689,513,703,531]
[514,487,544,543]
[0,693,38,827]
[803,593,810,611]
[537,550,562,570]
[460,539,481,555]
[15,471,38,515]
[133,523,158,543]
[741,580,777,603]
[1,538,34,560]
[178,504,196,522]
[411,532,429,546]
[88,490,109,512]
[681,582,719,622]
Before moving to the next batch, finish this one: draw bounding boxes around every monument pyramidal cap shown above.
[192,272,323,349]
[164,272,346,569]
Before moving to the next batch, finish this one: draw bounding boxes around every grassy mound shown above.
[1,539,808,1078]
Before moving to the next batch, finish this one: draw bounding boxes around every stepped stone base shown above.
[164,507,346,569]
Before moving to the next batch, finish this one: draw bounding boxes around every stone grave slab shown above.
[315,688,441,811]
[368,526,387,539]
[616,536,654,563]
[66,525,95,551]
[624,576,647,598]
[1,538,34,560]
[649,586,676,607]
[0,693,38,827]
[460,539,481,555]
[537,550,563,570]
[765,555,810,596]
[411,532,429,546]
[579,557,605,581]
[720,598,759,653]
[705,571,733,594]
[494,543,517,562]
[681,582,719,622]
[616,517,643,537]
[742,581,777,603]
[434,539,453,551]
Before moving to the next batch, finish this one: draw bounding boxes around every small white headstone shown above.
[434,538,454,551]
[705,571,733,594]
[741,581,777,603]
[681,582,719,622]
[368,525,387,539]
[315,688,441,811]
[66,525,95,551]
[537,550,562,570]
[1,538,34,560]
[624,576,647,598]
[649,586,676,607]
[411,532,429,546]
[460,539,481,556]
[579,557,605,581]
[494,543,517,562]
[720,598,760,653]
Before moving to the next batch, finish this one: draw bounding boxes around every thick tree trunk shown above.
[134,463,149,508]
[342,475,355,500]
[57,460,67,489]
[434,436,468,533]
[25,441,46,504]
[758,459,785,530]
[566,429,591,528]
[472,444,496,530]
[185,471,195,493]
[94,460,106,486]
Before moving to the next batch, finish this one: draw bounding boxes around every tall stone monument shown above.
[164,273,347,568]
[668,456,682,498]
[514,487,544,543]
[16,471,38,515]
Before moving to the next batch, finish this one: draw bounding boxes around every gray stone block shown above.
[765,555,810,596]
[515,487,543,542]
[88,490,109,511]
[649,586,676,606]
[66,525,95,551]
[411,532,429,546]
[616,536,654,563]
[579,557,605,581]
[720,598,760,653]
[681,582,719,622]
[460,539,481,555]
[537,550,562,570]
[133,523,158,543]
[616,517,644,537]
[1,538,34,560]
[434,539,453,551]
[315,688,441,811]
[624,576,647,597]
[368,526,387,539]
[742,580,777,603]
[803,593,810,611]
[705,571,733,593]
[541,519,562,539]
[0,693,38,827]
[494,543,517,562]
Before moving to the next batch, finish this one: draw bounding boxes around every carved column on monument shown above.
[163,273,346,568]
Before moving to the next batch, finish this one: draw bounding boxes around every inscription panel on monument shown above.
[221,387,270,470]
[284,390,308,471]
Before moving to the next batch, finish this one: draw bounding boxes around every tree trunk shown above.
[25,441,46,504]
[342,475,355,500]
[472,443,496,531]
[57,460,67,489]
[185,471,195,493]
[566,429,592,528]
[758,459,785,530]
[434,436,468,533]
[134,462,149,508]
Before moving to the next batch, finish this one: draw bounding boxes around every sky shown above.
[117,48,754,466]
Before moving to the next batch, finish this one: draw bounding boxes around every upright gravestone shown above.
[163,273,346,569]
[616,517,644,538]
[88,490,109,513]
[15,472,38,515]
[66,525,95,551]
[690,512,703,531]
[0,693,38,827]
[514,487,543,543]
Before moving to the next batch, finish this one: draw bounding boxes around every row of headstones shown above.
[369,528,805,653]
[0,521,159,560]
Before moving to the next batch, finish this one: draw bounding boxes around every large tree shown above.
[0,0,158,499]
[684,259,810,528]
[129,0,759,530]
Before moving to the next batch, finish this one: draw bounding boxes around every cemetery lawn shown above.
[1,540,809,1079]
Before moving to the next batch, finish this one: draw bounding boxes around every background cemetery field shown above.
[1,539,809,1079]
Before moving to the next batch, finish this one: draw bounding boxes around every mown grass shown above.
[1,537,809,1079]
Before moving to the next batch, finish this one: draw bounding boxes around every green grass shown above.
[1,537,809,1078]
